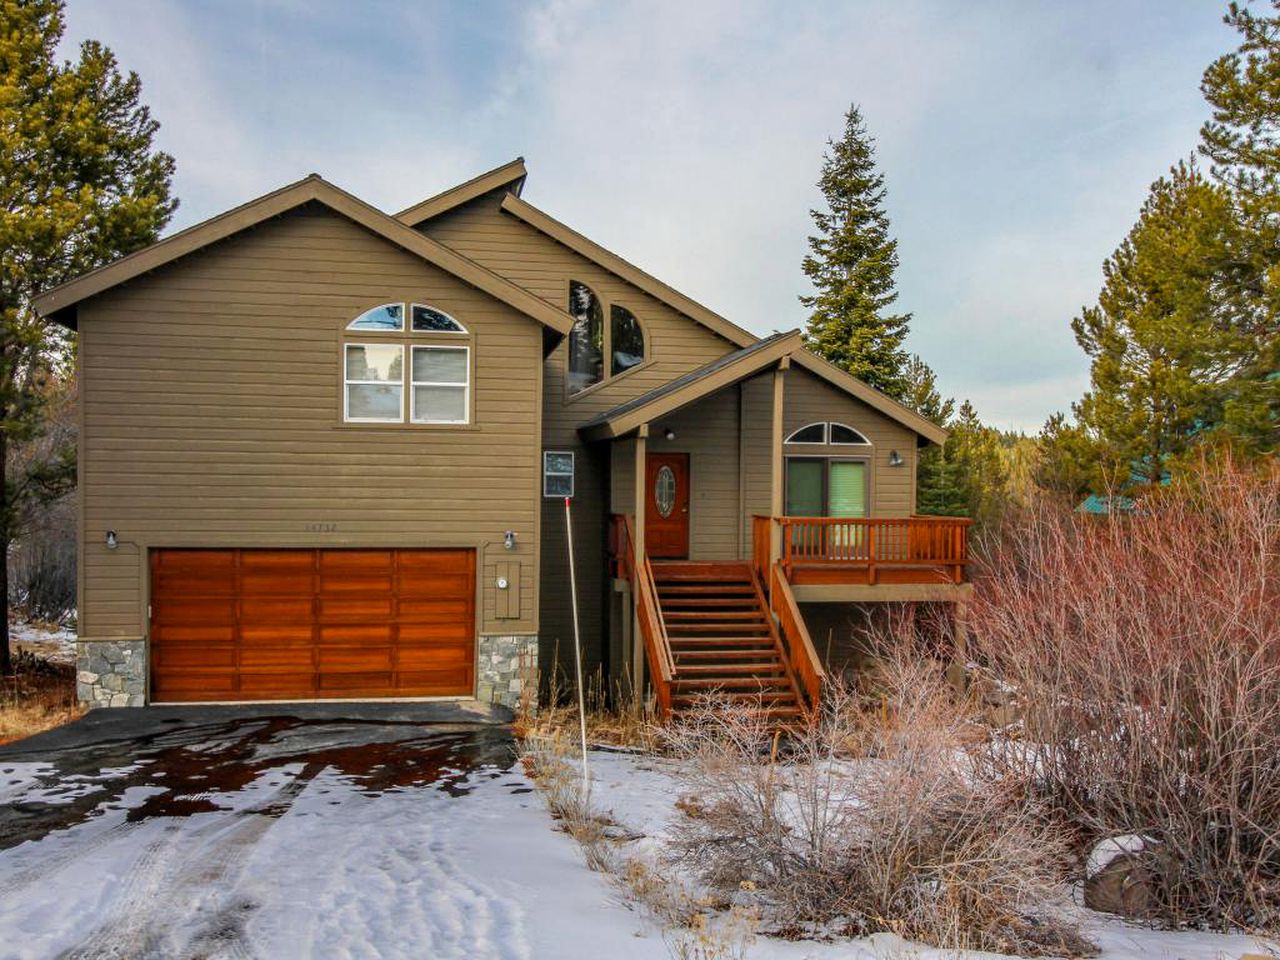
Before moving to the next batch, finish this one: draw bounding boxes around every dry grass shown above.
[1,649,83,746]
[515,664,663,753]
[663,668,1092,957]
[971,455,1280,931]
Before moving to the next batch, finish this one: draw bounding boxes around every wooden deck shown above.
[754,514,971,588]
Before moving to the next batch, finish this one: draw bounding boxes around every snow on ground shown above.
[9,619,76,664]
[583,749,1275,960]
[0,730,1272,960]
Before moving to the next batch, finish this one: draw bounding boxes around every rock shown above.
[77,671,99,685]
[1084,835,1162,919]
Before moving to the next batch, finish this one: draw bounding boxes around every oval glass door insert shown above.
[655,465,677,518]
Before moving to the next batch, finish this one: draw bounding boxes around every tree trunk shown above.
[0,425,10,677]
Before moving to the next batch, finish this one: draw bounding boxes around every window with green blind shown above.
[784,458,868,517]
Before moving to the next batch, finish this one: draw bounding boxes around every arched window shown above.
[610,305,644,375]
[785,423,827,444]
[411,304,466,333]
[830,422,870,445]
[347,303,404,331]
[565,280,647,395]
[342,301,472,424]
[567,281,604,395]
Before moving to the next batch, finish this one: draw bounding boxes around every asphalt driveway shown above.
[0,702,620,960]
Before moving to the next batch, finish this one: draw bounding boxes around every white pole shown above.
[564,496,590,800]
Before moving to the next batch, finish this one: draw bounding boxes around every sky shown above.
[62,1,1235,432]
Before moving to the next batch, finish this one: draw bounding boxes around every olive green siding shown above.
[420,190,739,676]
[77,204,544,644]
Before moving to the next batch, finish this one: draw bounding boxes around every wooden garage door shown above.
[149,549,475,702]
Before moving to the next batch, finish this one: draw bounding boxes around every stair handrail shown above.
[769,561,825,713]
[617,515,675,711]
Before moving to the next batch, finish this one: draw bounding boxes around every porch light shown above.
[663,427,676,440]
[504,530,517,550]
[105,530,119,550]
[888,450,904,467]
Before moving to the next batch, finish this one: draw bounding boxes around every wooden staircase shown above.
[651,561,806,723]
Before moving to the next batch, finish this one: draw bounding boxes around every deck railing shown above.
[610,514,675,715]
[768,562,825,713]
[761,514,972,585]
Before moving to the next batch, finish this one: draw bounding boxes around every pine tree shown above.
[801,105,911,400]
[1,0,176,674]
[1198,1,1280,451]
[902,355,959,515]
[1071,162,1267,487]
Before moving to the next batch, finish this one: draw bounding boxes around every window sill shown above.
[563,357,657,404]
[334,421,481,432]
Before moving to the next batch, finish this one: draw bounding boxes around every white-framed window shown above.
[830,422,871,445]
[344,343,404,422]
[347,303,404,331]
[785,422,827,444]
[411,345,470,424]
[411,304,467,334]
[543,451,575,498]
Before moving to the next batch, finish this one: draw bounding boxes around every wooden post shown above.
[632,424,648,690]
[947,596,970,695]
[770,357,788,565]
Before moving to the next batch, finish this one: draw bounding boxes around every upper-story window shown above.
[343,302,471,425]
[785,421,871,445]
[566,280,647,396]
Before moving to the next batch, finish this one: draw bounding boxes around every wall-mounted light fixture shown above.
[888,450,904,467]
[663,427,676,441]
[105,530,119,550]
[504,530,517,550]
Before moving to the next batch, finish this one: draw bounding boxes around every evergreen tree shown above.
[941,401,1010,526]
[1,0,176,674]
[1198,1,1280,450]
[801,105,911,399]
[902,355,959,515]
[1034,413,1106,498]
[1071,162,1267,487]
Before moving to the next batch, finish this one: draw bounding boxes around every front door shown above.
[645,452,690,558]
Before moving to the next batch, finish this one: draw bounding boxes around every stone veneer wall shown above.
[77,640,147,708]
[476,634,539,709]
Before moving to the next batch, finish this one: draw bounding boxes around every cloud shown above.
[61,0,1234,432]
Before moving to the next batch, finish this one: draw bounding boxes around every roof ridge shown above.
[394,157,527,225]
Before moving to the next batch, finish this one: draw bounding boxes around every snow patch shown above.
[1087,834,1157,879]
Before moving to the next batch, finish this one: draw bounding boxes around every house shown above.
[34,159,971,716]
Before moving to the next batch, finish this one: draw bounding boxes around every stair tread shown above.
[674,649,786,659]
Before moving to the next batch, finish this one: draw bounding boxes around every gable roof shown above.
[580,331,802,440]
[33,173,573,337]
[394,157,527,226]
[579,331,948,445]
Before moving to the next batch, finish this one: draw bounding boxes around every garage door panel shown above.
[317,624,393,645]
[397,644,471,668]
[239,624,314,645]
[318,597,394,621]
[318,672,396,694]
[240,645,317,669]
[153,670,239,701]
[153,644,237,669]
[398,572,472,598]
[237,672,318,698]
[153,598,236,625]
[240,597,315,623]
[150,548,475,702]
[397,667,473,694]
[318,645,393,671]
[150,624,236,644]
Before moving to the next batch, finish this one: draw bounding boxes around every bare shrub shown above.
[520,731,616,871]
[663,663,1089,956]
[971,455,1280,931]
[516,662,662,752]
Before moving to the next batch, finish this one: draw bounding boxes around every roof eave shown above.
[580,332,802,441]
[394,157,527,226]
[498,193,758,350]
[32,174,573,339]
